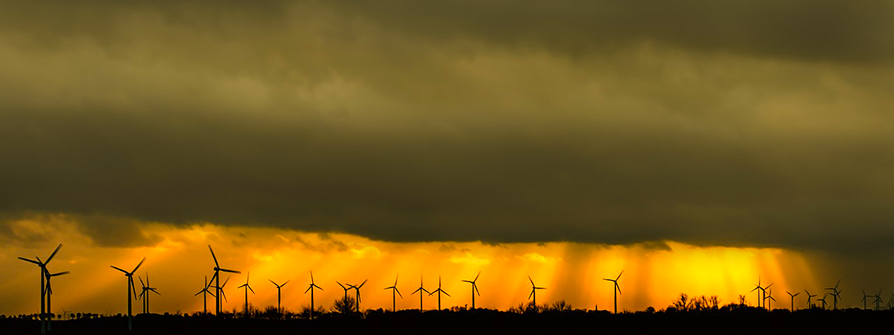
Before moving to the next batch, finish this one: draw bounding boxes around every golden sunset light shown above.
[3,1,894,334]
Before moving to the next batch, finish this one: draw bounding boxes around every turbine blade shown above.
[269,279,277,286]
[396,288,403,298]
[18,257,40,265]
[208,245,219,267]
[617,270,624,281]
[529,276,534,286]
[139,276,146,288]
[474,284,480,296]
[220,268,241,274]
[249,286,255,294]
[111,265,128,274]
[474,271,480,282]
[337,281,346,289]
[616,283,622,295]
[51,271,70,277]
[282,280,289,287]
[443,290,451,297]
[132,257,146,273]
[359,279,368,288]
[305,286,312,294]
[45,244,63,264]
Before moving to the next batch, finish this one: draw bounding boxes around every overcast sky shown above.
[2,1,894,256]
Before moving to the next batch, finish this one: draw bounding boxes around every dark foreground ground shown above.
[3,309,892,335]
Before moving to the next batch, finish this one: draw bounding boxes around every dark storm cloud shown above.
[2,1,894,254]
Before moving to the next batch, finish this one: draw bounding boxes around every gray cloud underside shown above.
[2,1,894,252]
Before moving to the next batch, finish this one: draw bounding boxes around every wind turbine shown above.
[237,272,255,315]
[208,245,240,315]
[764,289,776,310]
[194,275,216,314]
[428,276,450,310]
[805,290,817,309]
[527,276,546,307]
[137,273,160,314]
[384,275,403,312]
[304,272,323,319]
[410,275,430,311]
[825,279,842,310]
[817,294,828,310]
[461,272,481,309]
[872,290,883,311]
[110,257,146,331]
[268,278,290,314]
[786,291,799,311]
[603,271,623,314]
[351,280,367,313]
[218,276,231,310]
[750,277,768,308]
[44,269,69,332]
[18,243,62,334]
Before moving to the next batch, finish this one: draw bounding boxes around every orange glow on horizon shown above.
[0,217,820,316]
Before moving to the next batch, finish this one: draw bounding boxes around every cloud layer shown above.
[2,1,894,254]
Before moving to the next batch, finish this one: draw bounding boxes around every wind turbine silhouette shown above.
[44,268,69,332]
[817,293,828,310]
[764,288,776,310]
[750,277,772,309]
[350,279,367,313]
[872,290,883,311]
[786,291,799,311]
[603,271,623,314]
[194,275,216,314]
[208,245,240,315]
[18,243,62,334]
[110,257,146,331]
[384,275,403,312]
[410,275,430,311]
[218,276,231,310]
[268,279,290,314]
[304,272,323,319]
[825,279,842,310]
[428,276,450,310]
[805,290,817,309]
[237,272,255,315]
[461,272,481,309]
[527,276,546,307]
[137,273,160,314]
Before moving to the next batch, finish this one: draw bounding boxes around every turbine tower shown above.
[461,272,481,309]
[603,271,623,314]
[208,245,240,315]
[110,257,146,332]
[527,276,546,307]
[428,276,450,310]
[194,275,216,314]
[137,273,159,314]
[268,278,290,314]
[786,291,799,311]
[304,271,323,319]
[410,275,430,311]
[384,275,403,312]
[805,290,817,309]
[825,279,842,310]
[18,243,62,334]
[237,272,255,315]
